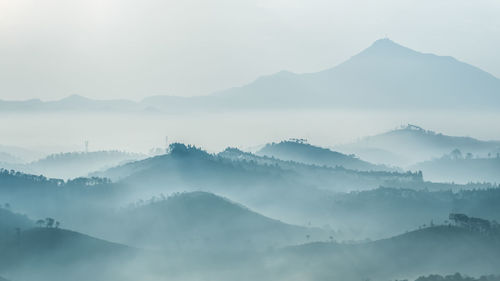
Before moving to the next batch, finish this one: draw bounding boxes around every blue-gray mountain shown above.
[2,39,499,112]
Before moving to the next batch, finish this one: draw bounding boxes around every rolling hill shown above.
[26,150,146,179]
[0,207,33,240]
[102,191,326,251]
[336,124,500,166]
[277,226,500,281]
[93,143,422,226]
[411,155,500,184]
[256,140,393,171]
[0,227,134,281]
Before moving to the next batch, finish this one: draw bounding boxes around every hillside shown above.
[256,140,393,171]
[103,191,326,251]
[0,207,33,239]
[0,228,133,281]
[0,169,129,233]
[411,154,500,184]
[337,124,500,166]
[302,186,500,240]
[94,143,422,226]
[278,226,500,281]
[27,150,145,179]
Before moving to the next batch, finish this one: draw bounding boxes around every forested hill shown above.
[256,140,394,171]
[280,225,500,281]
[337,124,500,166]
[102,191,327,251]
[27,150,146,179]
[411,153,500,183]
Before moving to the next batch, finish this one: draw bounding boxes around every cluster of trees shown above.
[35,217,60,228]
[0,168,63,185]
[445,149,500,160]
[449,213,499,234]
[400,273,500,281]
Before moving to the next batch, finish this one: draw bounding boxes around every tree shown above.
[450,149,463,160]
[55,221,60,228]
[45,218,55,228]
[36,219,45,228]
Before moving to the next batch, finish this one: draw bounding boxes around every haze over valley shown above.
[1,1,500,280]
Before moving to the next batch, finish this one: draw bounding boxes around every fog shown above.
[2,1,500,280]
[1,110,499,157]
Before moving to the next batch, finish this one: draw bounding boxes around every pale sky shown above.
[1,0,499,101]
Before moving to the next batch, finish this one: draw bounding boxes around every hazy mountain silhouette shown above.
[213,38,500,109]
[256,140,394,171]
[103,191,326,251]
[337,124,500,166]
[0,95,144,112]
[2,39,499,112]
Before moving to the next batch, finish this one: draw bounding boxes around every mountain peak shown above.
[359,38,418,57]
[59,94,92,103]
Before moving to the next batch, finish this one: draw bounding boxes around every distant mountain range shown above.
[337,124,500,166]
[2,38,499,112]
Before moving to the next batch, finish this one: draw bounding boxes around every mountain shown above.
[0,95,144,112]
[101,191,326,251]
[26,151,146,179]
[276,226,500,281]
[3,39,500,112]
[336,124,500,166]
[256,140,394,171]
[214,38,500,109]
